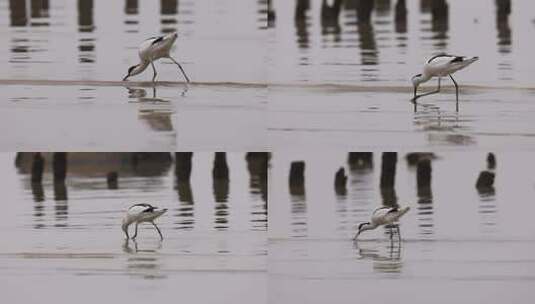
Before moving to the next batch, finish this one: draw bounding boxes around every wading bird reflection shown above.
[123,32,190,83]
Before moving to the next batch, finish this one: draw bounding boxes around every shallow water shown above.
[268,85,535,150]
[0,82,267,150]
[0,0,266,83]
[0,0,267,151]
[269,0,535,87]
[0,153,267,304]
[269,152,535,303]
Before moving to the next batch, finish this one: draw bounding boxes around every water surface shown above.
[269,152,535,303]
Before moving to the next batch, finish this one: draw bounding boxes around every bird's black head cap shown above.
[358,222,370,231]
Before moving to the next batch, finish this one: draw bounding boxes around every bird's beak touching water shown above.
[123,75,129,81]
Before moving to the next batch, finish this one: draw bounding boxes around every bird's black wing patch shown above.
[386,207,399,214]
[427,53,454,63]
[151,36,164,46]
[130,203,155,212]
[450,56,464,63]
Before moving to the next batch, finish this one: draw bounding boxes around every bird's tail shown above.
[154,208,168,217]
[399,206,410,217]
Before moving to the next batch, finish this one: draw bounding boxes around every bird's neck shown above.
[131,61,150,76]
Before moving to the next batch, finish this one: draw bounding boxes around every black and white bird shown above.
[121,203,168,240]
[354,206,410,241]
[123,32,190,83]
[411,54,478,109]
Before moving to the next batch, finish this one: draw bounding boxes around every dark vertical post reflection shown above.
[175,153,194,230]
[125,0,140,33]
[477,154,497,231]
[289,161,306,237]
[420,0,431,13]
[161,0,178,33]
[321,0,342,41]
[496,0,512,80]
[78,0,96,63]
[394,0,407,34]
[415,157,434,238]
[430,0,448,49]
[52,153,68,225]
[125,0,138,15]
[107,172,119,190]
[246,153,268,231]
[334,167,347,197]
[9,0,27,27]
[213,153,229,230]
[346,153,374,236]
[31,153,45,184]
[31,0,50,26]
[355,0,378,70]
[375,0,391,16]
[295,0,310,49]
[495,0,511,52]
[380,152,397,207]
[267,0,275,28]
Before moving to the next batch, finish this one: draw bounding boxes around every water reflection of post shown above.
[394,0,407,35]
[53,153,68,226]
[346,153,373,233]
[476,154,497,232]
[380,153,398,207]
[213,153,229,230]
[321,0,342,41]
[78,0,96,64]
[430,0,448,49]
[334,167,347,197]
[496,0,512,80]
[9,0,27,26]
[375,0,391,16]
[161,0,178,33]
[175,152,194,230]
[496,0,511,53]
[415,156,434,238]
[295,0,310,49]
[31,0,50,25]
[267,0,275,28]
[125,0,139,33]
[289,161,307,237]
[31,153,46,228]
[355,0,379,71]
[246,153,268,231]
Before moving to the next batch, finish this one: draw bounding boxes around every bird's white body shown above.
[123,32,190,83]
[138,34,177,62]
[354,206,410,240]
[420,54,479,82]
[122,203,167,240]
[370,206,410,226]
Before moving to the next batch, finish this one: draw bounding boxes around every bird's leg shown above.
[152,221,164,240]
[124,227,129,240]
[132,222,139,240]
[449,74,459,111]
[389,226,394,241]
[397,225,401,242]
[168,56,191,83]
[150,60,157,82]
